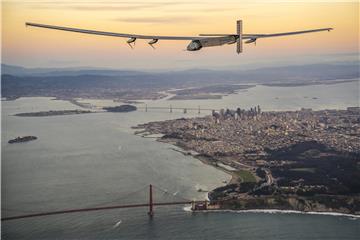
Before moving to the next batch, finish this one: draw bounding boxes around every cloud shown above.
[113,16,196,24]
[23,1,198,11]
[70,2,189,11]
[165,7,236,13]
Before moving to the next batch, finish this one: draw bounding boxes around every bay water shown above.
[2,81,359,239]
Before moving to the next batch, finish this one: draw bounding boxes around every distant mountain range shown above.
[1,62,359,100]
[1,64,144,77]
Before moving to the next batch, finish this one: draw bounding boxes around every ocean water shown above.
[2,81,359,239]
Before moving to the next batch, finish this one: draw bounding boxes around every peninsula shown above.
[168,84,255,100]
[134,106,360,214]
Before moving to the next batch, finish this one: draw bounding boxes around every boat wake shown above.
[112,220,122,229]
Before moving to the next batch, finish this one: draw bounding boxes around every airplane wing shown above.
[25,21,333,54]
[245,28,333,39]
[199,27,333,51]
[25,22,204,40]
[26,22,332,40]
[200,28,333,39]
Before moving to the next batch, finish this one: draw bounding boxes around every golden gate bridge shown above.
[2,184,216,222]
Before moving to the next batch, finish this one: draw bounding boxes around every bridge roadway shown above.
[1,200,208,221]
[2,185,222,221]
[137,106,215,112]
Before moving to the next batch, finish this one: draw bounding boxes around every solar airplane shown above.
[25,20,333,54]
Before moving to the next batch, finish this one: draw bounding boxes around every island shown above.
[103,105,137,112]
[15,110,93,117]
[134,106,360,214]
[8,136,37,144]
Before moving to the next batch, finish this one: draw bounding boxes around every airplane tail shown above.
[236,20,243,54]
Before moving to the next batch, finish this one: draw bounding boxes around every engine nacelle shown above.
[127,37,136,44]
[148,39,158,45]
[187,40,202,51]
[245,38,257,44]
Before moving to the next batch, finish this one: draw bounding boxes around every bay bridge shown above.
[137,105,215,114]
[2,184,219,222]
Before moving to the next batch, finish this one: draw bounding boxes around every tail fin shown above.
[236,20,243,54]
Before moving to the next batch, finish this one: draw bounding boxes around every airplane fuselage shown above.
[187,36,237,51]
[186,40,202,51]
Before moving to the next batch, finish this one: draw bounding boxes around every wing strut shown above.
[236,20,243,54]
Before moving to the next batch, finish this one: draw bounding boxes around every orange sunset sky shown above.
[2,0,359,70]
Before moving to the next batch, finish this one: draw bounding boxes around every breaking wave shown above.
[183,205,192,212]
[183,208,360,219]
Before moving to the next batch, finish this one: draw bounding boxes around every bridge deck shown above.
[1,201,206,221]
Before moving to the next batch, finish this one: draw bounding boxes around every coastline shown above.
[134,129,236,188]
[134,128,360,216]
[186,207,360,219]
[155,137,239,185]
[163,139,360,216]
[170,145,239,184]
